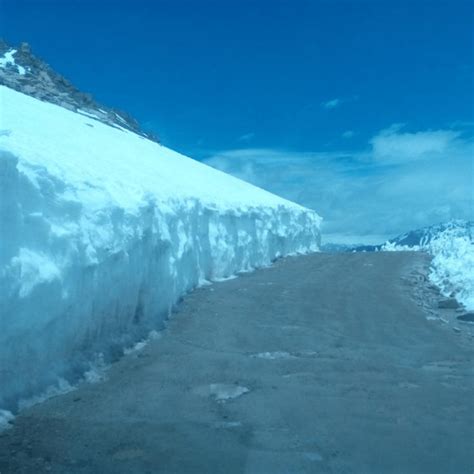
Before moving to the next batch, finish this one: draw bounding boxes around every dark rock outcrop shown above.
[457,312,474,322]
[437,298,460,309]
[0,39,158,141]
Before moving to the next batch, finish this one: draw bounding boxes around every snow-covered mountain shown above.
[0,52,321,413]
[383,220,473,248]
[353,220,473,252]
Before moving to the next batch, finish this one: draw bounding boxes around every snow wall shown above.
[0,86,321,411]
[383,223,474,311]
[428,228,474,310]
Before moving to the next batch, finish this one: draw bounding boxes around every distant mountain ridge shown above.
[0,39,157,141]
[353,220,474,252]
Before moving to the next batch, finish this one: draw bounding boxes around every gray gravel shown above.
[0,252,472,474]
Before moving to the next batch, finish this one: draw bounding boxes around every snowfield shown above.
[0,86,321,412]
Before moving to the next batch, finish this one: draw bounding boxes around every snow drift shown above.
[0,86,321,411]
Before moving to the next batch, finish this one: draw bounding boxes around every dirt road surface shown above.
[0,252,472,473]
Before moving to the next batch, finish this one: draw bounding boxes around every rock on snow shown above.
[0,85,321,411]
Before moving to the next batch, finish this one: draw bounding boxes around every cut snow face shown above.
[0,85,321,412]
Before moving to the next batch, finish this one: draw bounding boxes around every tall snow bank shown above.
[382,224,474,310]
[0,86,321,411]
[428,229,474,310]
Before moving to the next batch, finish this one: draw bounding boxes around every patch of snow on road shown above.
[18,378,74,411]
[212,274,238,282]
[252,351,295,360]
[194,384,250,401]
[123,330,161,355]
[83,355,109,384]
[214,421,243,428]
[209,384,249,401]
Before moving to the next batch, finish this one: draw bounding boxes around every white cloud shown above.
[237,132,255,142]
[321,98,342,109]
[203,126,473,243]
[321,95,359,111]
[342,130,355,139]
[370,124,462,162]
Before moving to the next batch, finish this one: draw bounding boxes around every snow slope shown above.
[0,85,321,411]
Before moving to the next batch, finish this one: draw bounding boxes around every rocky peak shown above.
[0,40,158,141]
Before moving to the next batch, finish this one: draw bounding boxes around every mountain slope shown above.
[353,220,473,252]
[385,220,473,248]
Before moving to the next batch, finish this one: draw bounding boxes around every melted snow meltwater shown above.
[0,85,321,413]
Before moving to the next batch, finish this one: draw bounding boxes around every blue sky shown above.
[1,0,473,241]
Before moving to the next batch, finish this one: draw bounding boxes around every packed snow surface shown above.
[0,86,321,411]
[382,221,474,310]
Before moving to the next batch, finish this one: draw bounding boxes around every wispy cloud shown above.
[237,132,255,142]
[203,125,473,243]
[342,130,355,139]
[370,124,462,163]
[321,95,359,110]
[321,98,342,109]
